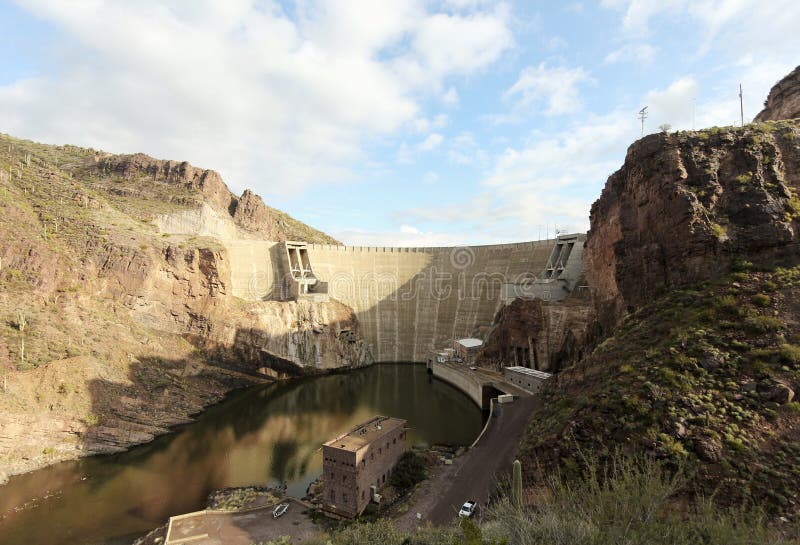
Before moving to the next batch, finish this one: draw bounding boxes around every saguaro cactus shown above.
[17,312,28,365]
[512,459,523,507]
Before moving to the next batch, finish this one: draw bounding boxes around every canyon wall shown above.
[584,120,800,331]
[755,65,800,122]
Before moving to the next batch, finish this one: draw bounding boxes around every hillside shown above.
[520,118,800,520]
[0,135,361,482]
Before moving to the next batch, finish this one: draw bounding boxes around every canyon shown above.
[2,62,800,527]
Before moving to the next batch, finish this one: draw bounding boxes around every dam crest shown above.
[225,235,586,365]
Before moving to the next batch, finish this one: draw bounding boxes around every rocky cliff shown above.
[476,295,594,372]
[0,135,364,481]
[520,69,800,520]
[585,120,800,332]
[755,65,800,122]
[97,153,340,244]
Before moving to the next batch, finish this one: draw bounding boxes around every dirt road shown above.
[397,395,538,529]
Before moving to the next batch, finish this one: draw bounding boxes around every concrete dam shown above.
[225,235,585,363]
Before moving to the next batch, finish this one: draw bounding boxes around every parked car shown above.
[458,500,477,518]
[273,503,289,518]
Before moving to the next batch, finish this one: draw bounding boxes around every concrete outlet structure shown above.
[503,366,552,394]
[322,416,408,518]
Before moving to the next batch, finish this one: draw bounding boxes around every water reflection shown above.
[0,363,483,545]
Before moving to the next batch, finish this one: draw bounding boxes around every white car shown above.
[458,500,477,518]
[272,503,289,518]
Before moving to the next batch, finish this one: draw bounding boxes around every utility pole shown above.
[638,106,648,136]
[739,83,744,127]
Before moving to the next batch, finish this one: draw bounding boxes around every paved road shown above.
[425,395,538,525]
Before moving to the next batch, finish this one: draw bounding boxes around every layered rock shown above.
[96,153,340,244]
[0,135,359,479]
[585,121,800,332]
[755,65,800,122]
[476,296,593,372]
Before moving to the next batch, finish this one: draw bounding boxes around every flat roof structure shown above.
[504,366,552,380]
[322,415,409,518]
[456,338,483,349]
[323,416,406,453]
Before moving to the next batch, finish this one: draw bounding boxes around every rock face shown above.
[585,121,800,332]
[476,296,594,372]
[97,153,340,244]
[0,136,359,478]
[755,65,800,122]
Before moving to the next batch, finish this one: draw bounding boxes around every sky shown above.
[1,1,798,246]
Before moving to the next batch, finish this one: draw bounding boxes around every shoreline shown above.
[0,362,371,484]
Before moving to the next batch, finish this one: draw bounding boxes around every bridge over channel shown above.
[426,360,533,409]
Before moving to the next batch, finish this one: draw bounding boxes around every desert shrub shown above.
[480,455,795,545]
[389,451,428,492]
[778,344,800,365]
[744,315,783,333]
[751,294,771,307]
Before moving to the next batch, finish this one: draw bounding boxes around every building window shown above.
[393,438,396,445]
[343,493,348,504]
[362,490,365,501]
[342,474,346,483]
[330,490,335,502]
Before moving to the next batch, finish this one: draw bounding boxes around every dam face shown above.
[227,236,585,363]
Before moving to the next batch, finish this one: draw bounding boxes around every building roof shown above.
[504,366,552,380]
[323,416,406,452]
[456,338,483,348]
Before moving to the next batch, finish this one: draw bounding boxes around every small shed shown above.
[453,338,483,361]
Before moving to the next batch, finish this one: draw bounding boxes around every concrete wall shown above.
[306,242,557,362]
[429,362,486,408]
[224,237,585,363]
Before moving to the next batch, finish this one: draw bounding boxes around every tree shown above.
[659,123,672,133]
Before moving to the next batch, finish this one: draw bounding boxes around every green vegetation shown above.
[710,223,727,241]
[389,450,428,492]
[520,267,800,517]
[512,459,523,507]
[258,456,797,545]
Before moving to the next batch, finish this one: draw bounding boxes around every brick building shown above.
[322,416,408,518]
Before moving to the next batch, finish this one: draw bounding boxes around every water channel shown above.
[0,363,484,545]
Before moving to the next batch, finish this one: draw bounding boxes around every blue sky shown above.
[1,1,798,245]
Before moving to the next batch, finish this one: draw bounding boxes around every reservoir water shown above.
[0,363,484,545]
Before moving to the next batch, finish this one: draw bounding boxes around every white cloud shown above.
[604,43,657,64]
[417,133,444,152]
[335,225,470,247]
[643,75,697,129]
[410,114,448,133]
[503,63,592,116]
[448,132,489,166]
[402,112,638,239]
[600,0,687,37]
[442,86,460,107]
[423,170,439,183]
[0,0,514,195]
